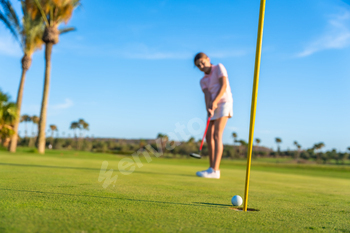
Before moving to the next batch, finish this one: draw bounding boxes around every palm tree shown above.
[319,143,325,150]
[82,122,89,132]
[31,115,39,146]
[78,119,84,137]
[20,114,31,138]
[78,119,89,148]
[156,133,168,152]
[31,115,39,135]
[30,115,35,137]
[275,137,282,151]
[255,138,261,146]
[29,0,80,154]
[293,141,298,158]
[296,144,301,161]
[70,122,80,138]
[78,119,89,138]
[28,115,38,147]
[70,121,79,150]
[82,121,89,142]
[293,141,301,161]
[238,140,247,147]
[313,142,325,152]
[49,124,57,138]
[0,0,45,152]
[236,139,247,157]
[313,142,325,162]
[0,90,18,147]
[232,132,237,145]
[187,137,195,144]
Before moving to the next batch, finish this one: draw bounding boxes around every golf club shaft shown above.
[199,117,211,151]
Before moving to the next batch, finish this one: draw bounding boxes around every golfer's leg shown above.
[213,117,229,171]
[206,121,215,168]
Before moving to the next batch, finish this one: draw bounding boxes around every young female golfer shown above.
[194,52,233,179]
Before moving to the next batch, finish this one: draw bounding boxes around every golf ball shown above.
[231,195,243,206]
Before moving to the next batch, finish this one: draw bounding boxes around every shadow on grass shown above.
[193,202,232,207]
[0,188,229,209]
[194,202,260,211]
[0,162,192,177]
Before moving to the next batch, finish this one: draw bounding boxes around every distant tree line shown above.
[1,111,90,149]
[13,131,350,165]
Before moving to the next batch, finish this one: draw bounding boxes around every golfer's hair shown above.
[194,52,209,65]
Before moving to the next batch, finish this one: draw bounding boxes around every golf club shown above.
[190,117,211,159]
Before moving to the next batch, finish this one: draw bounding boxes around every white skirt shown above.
[211,102,233,121]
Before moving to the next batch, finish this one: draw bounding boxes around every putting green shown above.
[0,149,349,232]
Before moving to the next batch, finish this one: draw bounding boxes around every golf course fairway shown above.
[0,149,349,232]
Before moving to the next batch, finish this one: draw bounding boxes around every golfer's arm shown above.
[203,89,212,110]
[212,76,228,105]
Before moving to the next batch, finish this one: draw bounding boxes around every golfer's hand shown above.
[211,101,218,111]
[207,109,214,118]
[208,101,217,117]
[207,102,214,117]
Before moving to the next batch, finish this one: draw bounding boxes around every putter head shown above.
[190,153,201,159]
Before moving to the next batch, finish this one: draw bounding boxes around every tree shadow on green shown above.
[0,162,193,177]
[0,188,228,209]
[193,202,232,207]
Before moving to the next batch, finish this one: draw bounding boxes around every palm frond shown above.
[0,90,9,104]
[0,7,21,45]
[0,0,21,33]
[26,0,81,31]
[33,0,49,26]
[0,101,18,126]
[72,0,81,8]
[22,15,44,54]
[55,0,80,25]
[0,12,18,38]
[21,0,45,55]
[59,26,75,35]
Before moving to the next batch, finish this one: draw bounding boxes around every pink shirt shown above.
[200,64,233,104]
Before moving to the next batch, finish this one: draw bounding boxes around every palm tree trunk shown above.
[75,129,78,150]
[29,123,34,147]
[37,42,53,154]
[9,55,31,153]
[35,123,39,146]
[296,150,300,163]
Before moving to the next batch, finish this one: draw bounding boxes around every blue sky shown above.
[1,0,350,151]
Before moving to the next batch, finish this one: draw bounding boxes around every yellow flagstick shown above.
[243,0,266,212]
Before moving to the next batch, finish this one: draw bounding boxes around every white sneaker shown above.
[196,169,220,179]
[196,167,212,176]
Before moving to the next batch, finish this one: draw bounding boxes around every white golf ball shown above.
[231,195,243,206]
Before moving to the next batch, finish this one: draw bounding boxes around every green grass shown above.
[0,149,349,232]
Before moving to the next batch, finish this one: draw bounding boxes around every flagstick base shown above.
[230,207,259,212]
